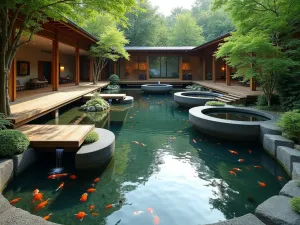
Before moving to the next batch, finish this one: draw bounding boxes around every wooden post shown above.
[225,63,231,86]
[51,32,59,91]
[113,62,117,74]
[202,56,206,80]
[250,77,256,91]
[75,46,80,85]
[212,56,216,83]
[9,28,17,101]
[179,57,183,80]
[89,58,93,82]
[146,56,149,80]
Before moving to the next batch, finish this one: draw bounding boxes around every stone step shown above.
[279,180,300,198]
[277,146,300,174]
[205,213,265,225]
[292,162,300,179]
[263,134,294,157]
[220,95,238,101]
[228,93,242,99]
[215,97,231,103]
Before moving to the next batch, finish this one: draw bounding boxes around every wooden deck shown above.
[18,124,94,148]
[192,80,263,98]
[84,93,126,100]
[9,82,109,127]
[119,79,193,85]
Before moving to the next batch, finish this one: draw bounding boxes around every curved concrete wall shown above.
[174,91,222,107]
[141,84,173,93]
[189,106,278,141]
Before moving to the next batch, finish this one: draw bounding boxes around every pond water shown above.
[3,90,289,225]
[206,112,270,122]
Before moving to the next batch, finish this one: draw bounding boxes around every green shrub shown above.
[80,97,110,112]
[205,101,225,106]
[0,113,12,130]
[291,197,300,214]
[84,131,99,144]
[278,110,300,143]
[256,94,280,106]
[0,130,30,158]
[108,74,120,85]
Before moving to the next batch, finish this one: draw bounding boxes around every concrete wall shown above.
[16,44,75,85]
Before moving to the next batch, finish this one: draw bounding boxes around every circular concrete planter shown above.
[189,106,278,140]
[120,96,134,104]
[174,91,222,107]
[75,128,115,170]
[141,84,173,93]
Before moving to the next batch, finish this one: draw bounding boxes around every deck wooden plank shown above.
[18,125,94,148]
[8,82,109,126]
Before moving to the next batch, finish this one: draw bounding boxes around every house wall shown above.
[15,44,75,85]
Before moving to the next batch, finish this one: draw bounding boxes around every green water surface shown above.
[3,90,289,225]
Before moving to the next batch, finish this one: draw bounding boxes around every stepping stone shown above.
[280,180,300,198]
[263,135,294,157]
[260,123,281,144]
[205,213,265,225]
[255,195,300,225]
[293,162,300,180]
[0,207,59,225]
[277,146,300,174]
[0,159,13,190]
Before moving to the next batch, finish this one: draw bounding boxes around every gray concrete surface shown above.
[0,159,13,191]
[174,91,221,107]
[141,84,173,93]
[205,214,265,225]
[292,163,300,180]
[279,180,300,198]
[263,135,294,157]
[277,146,300,174]
[13,148,38,176]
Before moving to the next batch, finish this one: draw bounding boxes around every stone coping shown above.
[141,84,173,93]
[189,106,279,140]
[174,91,222,107]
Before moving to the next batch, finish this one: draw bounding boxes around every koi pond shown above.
[3,90,289,225]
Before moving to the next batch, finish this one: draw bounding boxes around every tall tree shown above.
[169,13,204,46]
[85,13,129,84]
[166,7,191,28]
[0,0,136,116]
[123,0,161,46]
[214,0,300,106]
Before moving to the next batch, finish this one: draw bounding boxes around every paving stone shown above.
[205,213,265,225]
[0,207,59,225]
[260,123,281,144]
[0,194,11,215]
[255,195,300,225]
[263,134,294,157]
[280,180,300,198]
[277,146,300,174]
[0,159,13,191]
[292,163,300,180]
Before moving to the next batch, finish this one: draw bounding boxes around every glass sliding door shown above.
[149,56,180,78]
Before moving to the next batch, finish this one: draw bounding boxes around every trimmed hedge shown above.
[0,130,30,158]
[291,197,300,214]
[108,74,120,85]
[278,110,300,143]
[205,101,225,106]
[84,131,99,144]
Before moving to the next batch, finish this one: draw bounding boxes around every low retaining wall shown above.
[174,91,222,107]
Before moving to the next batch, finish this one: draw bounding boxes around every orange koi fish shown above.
[133,210,144,216]
[80,193,88,202]
[258,181,266,187]
[75,212,87,221]
[43,213,52,221]
[89,204,95,211]
[87,188,96,193]
[69,175,77,180]
[178,130,182,133]
[238,159,244,162]
[10,198,21,205]
[34,199,50,212]
[147,208,154,214]
[254,165,262,169]
[106,204,113,209]
[33,189,39,195]
[140,143,146,147]
[233,168,242,172]
[228,170,236,176]
[55,182,64,191]
[277,176,284,181]
[229,150,238,155]
[170,137,175,140]
[47,173,68,179]
[248,150,252,154]
[94,178,100,183]
[193,139,197,143]
[33,193,43,202]
[91,212,99,216]
[132,141,139,144]
[153,215,160,225]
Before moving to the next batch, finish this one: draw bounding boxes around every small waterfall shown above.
[53,148,64,173]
